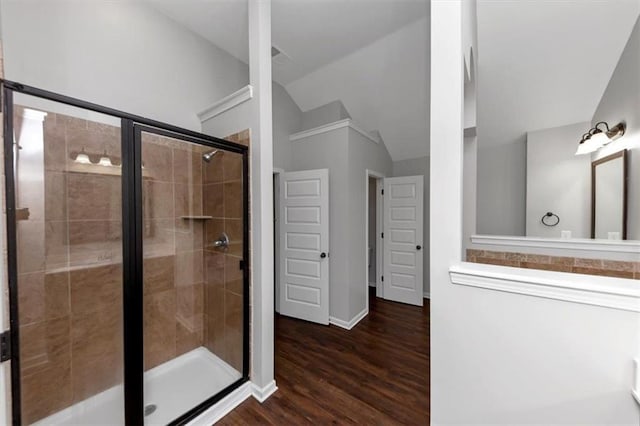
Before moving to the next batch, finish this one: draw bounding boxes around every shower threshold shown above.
[33,347,242,425]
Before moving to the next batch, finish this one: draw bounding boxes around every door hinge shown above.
[381,232,384,239]
[381,189,384,195]
[381,276,384,282]
[1,331,11,362]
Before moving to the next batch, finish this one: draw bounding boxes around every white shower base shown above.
[33,347,242,426]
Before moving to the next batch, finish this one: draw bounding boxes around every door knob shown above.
[416,245,422,250]
[320,252,327,258]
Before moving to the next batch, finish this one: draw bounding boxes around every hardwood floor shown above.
[218,290,430,425]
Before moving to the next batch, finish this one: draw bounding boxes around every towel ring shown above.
[541,212,560,227]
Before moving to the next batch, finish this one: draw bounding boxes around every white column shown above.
[429,0,464,422]
[248,0,275,394]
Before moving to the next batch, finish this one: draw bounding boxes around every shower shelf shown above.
[180,215,213,220]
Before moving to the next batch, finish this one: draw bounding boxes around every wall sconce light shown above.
[74,148,92,164]
[98,150,114,167]
[575,121,625,155]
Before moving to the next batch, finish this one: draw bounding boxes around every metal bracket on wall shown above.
[0,331,11,362]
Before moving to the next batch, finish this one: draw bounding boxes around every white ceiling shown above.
[148,0,430,161]
[477,0,640,147]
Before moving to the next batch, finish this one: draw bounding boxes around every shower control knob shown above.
[320,252,327,259]
[416,245,422,250]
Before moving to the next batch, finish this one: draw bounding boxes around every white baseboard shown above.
[423,292,430,299]
[329,307,368,330]
[188,382,252,425]
[251,380,278,403]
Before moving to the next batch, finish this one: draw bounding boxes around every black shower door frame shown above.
[2,80,251,425]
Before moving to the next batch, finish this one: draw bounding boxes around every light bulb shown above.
[98,155,113,167]
[75,149,91,164]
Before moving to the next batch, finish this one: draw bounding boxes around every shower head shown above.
[203,150,220,163]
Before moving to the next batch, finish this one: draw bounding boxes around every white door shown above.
[279,169,330,324]
[383,176,424,306]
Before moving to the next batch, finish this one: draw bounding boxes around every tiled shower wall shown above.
[15,103,249,424]
[203,130,249,373]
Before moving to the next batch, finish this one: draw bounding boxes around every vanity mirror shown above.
[468,0,640,245]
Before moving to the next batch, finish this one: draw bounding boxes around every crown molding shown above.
[290,118,379,144]
[198,85,253,123]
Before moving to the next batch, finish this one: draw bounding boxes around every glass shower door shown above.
[9,93,125,425]
[137,127,247,425]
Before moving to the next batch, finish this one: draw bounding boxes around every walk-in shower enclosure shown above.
[2,81,250,425]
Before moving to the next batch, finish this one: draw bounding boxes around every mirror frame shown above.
[591,149,628,240]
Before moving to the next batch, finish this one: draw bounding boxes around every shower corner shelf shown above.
[180,215,213,220]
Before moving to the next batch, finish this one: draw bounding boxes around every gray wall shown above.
[300,100,350,131]
[526,122,591,238]
[477,139,527,236]
[347,129,393,319]
[291,128,351,322]
[591,17,640,240]
[272,82,302,171]
[393,156,430,296]
[0,0,248,131]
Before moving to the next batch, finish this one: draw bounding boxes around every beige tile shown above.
[223,152,243,183]
[70,264,122,317]
[475,257,519,267]
[44,172,67,221]
[480,251,505,259]
[225,219,244,258]
[203,183,224,217]
[225,255,243,295]
[44,220,68,269]
[173,148,202,185]
[87,120,119,136]
[205,219,225,251]
[71,306,123,402]
[224,291,243,372]
[67,174,121,220]
[601,260,636,272]
[18,220,46,274]
[174,183,203,217]
[142,138,173,182]
[66,127,119,161]
[237,129,250,147]
[203,152,224,184]
[174,250,204,287]
[574,258,604,268]
[223,181,243,219]
[466,249,484,259]
[176,314,204,356]
[572,266,634,279]
[20,316,70,377]
[175,219,204,252]
[144,289,176,370]
[58,115,88,132]
[205,285,225,321]
[524,254,550,264]
[143,255,175,295]
[205,313,225,357]
[177,283,204,325]
[43,120,66,172]
[205,251,225,287]
[68,220,121,246]
[21,352,72,424]
[520,262,572,273]
[18,271,69,326]
[504,252,526,262]
[143,218,175,253]
[143,180,174,219]
[549,256,575,266]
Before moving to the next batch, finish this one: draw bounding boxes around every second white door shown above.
[383,176,424,306]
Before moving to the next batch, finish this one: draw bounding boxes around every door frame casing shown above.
[365,169,385,307]
[272,167,284,314]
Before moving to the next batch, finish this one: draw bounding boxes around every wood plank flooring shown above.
[218,290,430,425]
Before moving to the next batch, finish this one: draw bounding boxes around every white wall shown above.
[592,16,640,241]
[431,2,640,424]
[526,122,591,238]
[393,156,430,296]
[0,0,248,131]
[477,139,527,236]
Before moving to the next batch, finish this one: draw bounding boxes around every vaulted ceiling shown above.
[477,0,640,148]
[147,0,430,161]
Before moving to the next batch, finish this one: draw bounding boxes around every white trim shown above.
[633,389,640,406]
[290,118,379,144]
[197,85,254,123]
[329,308,369,330]
[187,382,252,425]
[423,292,430,299]
[251,380,278,403]
[471,234,640,254]
[450,262,640,312]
